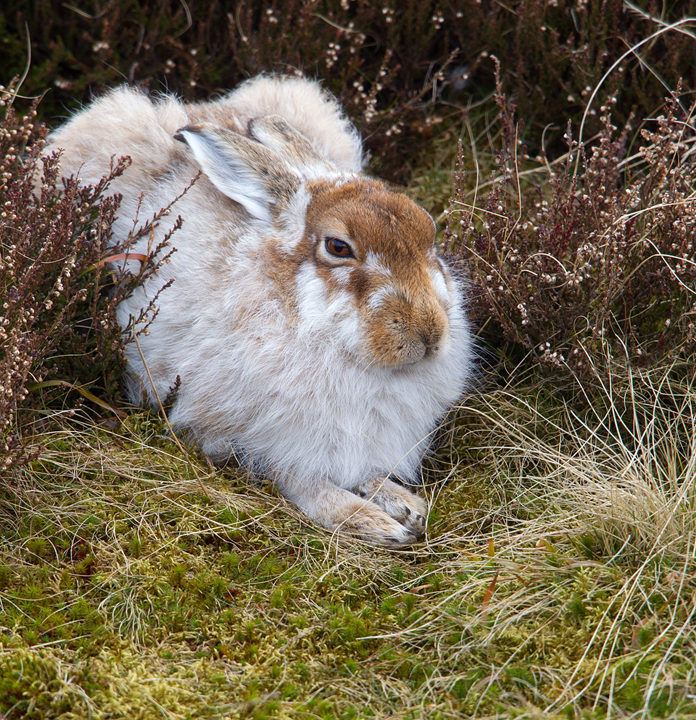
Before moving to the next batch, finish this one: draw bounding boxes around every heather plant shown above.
[0,81,175,473]
[448,84,696,380]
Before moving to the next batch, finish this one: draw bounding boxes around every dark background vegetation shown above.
[3,0,696,181]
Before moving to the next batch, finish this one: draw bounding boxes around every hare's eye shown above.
[325,237,353,258]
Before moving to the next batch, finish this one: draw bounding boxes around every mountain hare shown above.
[46,75,473,546]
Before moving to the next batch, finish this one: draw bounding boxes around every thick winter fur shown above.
[46,75,473,546]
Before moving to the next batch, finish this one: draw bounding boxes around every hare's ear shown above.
[248,115,335,173]
[174,123,300,223]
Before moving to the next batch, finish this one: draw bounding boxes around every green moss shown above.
[0,565,12,589]
[168,564,187,588]
[566,595,587,620]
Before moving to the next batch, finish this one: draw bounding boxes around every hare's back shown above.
[48,76,362,191]
[187,75,364,173]
[46,87,190,191]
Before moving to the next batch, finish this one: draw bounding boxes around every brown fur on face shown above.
[303,179,450,366]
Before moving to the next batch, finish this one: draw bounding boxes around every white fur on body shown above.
[47,75,473,545]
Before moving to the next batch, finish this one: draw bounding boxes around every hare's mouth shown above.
[373,341,442,369]
[398,342,429,365]
[365,320,448,368]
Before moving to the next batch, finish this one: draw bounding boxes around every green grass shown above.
[2,370,696,719]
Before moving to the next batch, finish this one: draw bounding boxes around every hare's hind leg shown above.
[275,475,418,546]
[351,477,427,538]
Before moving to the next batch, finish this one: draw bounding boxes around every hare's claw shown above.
[351,477,428,539]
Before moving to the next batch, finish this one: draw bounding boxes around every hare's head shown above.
[175,117,459,369]
[299,179,452,366]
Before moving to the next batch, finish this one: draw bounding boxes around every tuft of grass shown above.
[422,360,696,717]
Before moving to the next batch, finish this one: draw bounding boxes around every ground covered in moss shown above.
[2,395,695,719]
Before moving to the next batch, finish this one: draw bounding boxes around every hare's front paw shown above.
[279,481,419,547]
[351,477,427,538]
[338,500,419,547]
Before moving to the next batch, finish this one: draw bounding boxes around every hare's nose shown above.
[413,301,448,358]
[422,325,443,356]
